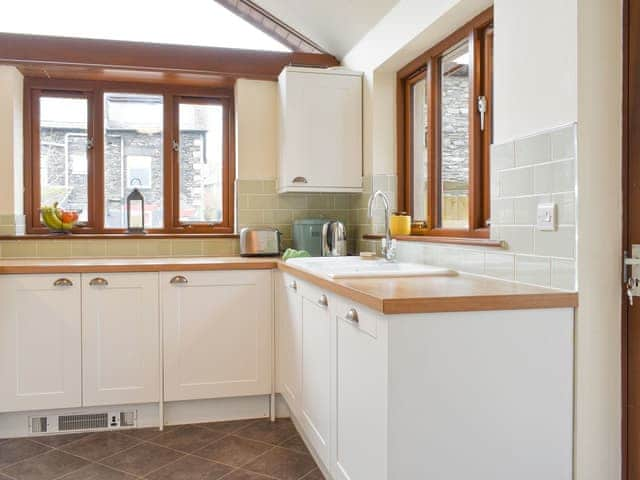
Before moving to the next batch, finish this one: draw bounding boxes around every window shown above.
[398,9,493,238]
[25,80,234,234]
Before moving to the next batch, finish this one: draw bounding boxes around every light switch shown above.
[536,203,556,231]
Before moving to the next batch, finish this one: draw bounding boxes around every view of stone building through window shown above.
[440,41,470,229]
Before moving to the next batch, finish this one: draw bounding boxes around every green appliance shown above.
[293,219,326,257]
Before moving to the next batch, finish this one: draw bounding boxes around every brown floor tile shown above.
[100,442,183,477]
[147,455,233,480]
[200,420,260,435]
[59,463,138,480]
[0,439,51,468]
[31,433,91,448]
[194,436,272,468]
[300,469,324,480]
[220,470,274,480]
[278,434,309,455]
[60,432,140,461]
[120,427,164,441]
[2,449,88,480]
[235,419,296,445]
[150,425,226,453]
[243,447,316,480]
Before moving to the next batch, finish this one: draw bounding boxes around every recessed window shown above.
[26,80,234,234]
[398,9,493,238]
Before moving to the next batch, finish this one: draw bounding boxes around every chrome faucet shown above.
[368,190,396,261]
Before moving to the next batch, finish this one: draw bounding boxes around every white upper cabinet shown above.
[0,274,82,413]
[82,273,160,406]
[278,66,363,193]
[162,270,272,402]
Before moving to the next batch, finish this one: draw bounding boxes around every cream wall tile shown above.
[202,239,234,256]
[247,195,277,209]
[138,239,172,257]
[534,226,576,258]
[514,195,551,225]
[238,210,264,226]
[515,255,551,286]
[277,195,307,210]
[498,167,533,197]
[71,240,107,258]
[485,252,515,280]
[552,159,575,192]
[1,240,38,258]
[106,240,139,257]
[552,192,576,224]
[551,258,576,290]
[491,142,515,171]
[307,195,333,209]
[171,240,203,256]
[550,124,576,161]
[491,198,515,225]
[514,133,551,166]
[36,240,72,258]
[533,163,554,194]
[499,226,534,253]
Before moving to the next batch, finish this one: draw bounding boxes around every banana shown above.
[41,207,63,230]
[52,202,64,223]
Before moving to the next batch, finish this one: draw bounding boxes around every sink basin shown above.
[285,256,456,279]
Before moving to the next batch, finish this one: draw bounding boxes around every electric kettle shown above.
[322,221,348,256]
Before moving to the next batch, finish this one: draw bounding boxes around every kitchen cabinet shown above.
[278,66,362,193]
[162,270,272,401]
[82,272,160,406]
[276,272,302,417]
[299,282,333,467]
[0,274,82,412]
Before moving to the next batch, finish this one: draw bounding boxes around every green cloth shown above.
[282,248,311,261]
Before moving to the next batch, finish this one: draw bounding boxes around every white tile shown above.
[395,241,424,263]
[485,252,515,280]
[491,142,515,171]
[515,255,551,287]
[552,159,575,193]
[491,198,515,225]
[459,250,485,275]
[551,258,577,290]
[498,226,535,253]
[550,125,576,161]
[552,192,576,225]
[498,167,534,197]
[533,163,553,194]
[515,133,551,166]
[513,195,551,225]
[534,226,576,258]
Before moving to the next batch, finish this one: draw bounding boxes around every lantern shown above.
[126,188,145,233]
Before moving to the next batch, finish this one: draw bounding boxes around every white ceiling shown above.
[252,0,400,58]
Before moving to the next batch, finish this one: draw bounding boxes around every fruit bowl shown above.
[40,203,79,233]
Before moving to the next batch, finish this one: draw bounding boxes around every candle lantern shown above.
[126,188,145,233]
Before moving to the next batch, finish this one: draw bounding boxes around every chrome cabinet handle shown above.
[89,277,108,287]
[288,281,297,291]
[53,278,73,287]
[170,275,189,285]
[318,294,328,307]
[292,176,308,184]
[345,308,359,324]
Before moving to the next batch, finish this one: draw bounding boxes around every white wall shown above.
[0,66,24,217]
[493,0,578,143]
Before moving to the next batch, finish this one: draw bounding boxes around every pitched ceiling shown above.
[250,0,400,58]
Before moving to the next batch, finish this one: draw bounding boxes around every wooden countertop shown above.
[0,256,577,314]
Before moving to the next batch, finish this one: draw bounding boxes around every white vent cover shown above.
[29,410,137,434]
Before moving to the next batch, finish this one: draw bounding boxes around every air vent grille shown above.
[31,417,47,433]
[120,411,135,427]
[59,413,108,431]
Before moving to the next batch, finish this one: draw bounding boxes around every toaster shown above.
[239,227,281,257]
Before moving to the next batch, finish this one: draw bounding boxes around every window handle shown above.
[86,138,95,150]
[478,96,487,131]
[172,140,180,152]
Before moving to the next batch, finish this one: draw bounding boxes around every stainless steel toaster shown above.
[239,227,281,257]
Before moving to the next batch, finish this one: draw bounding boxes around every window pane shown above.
[440,41,470,229]
[411,78,428,222]
[178,103,224,224]
[39,96,89,223]
[104,93,163,229]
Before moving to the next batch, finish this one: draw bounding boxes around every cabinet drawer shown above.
[335,296,378,339]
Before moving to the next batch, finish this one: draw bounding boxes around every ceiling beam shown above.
[0,33,339,81]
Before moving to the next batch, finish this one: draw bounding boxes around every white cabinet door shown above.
[334,301,388,480]
[300,283,333,466]
[276,272,302,417]
[279,67,362,193]
[82,273,160,406]
[0,274,82,412]
[162,270,272,401]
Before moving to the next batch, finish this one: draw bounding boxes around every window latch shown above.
[86,138,95,150]
[477,96,487,131]
[172,140,180,152]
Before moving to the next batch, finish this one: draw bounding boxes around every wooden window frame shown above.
[24,77,235,234]
[397,7,493,239]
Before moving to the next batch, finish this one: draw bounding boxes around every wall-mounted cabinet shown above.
[278,66,363,193]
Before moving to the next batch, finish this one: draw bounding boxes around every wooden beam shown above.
[0,33,339,80]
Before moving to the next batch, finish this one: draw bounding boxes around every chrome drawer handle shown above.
[170,275,189,285]
[318,294,328,307]
[288,281,297,291]
[53,278,73,287]
[345,308,359,323]
[292,176,308,184]
[89,277,108,287]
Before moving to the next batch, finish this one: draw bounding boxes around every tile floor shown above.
[0,418,324,480]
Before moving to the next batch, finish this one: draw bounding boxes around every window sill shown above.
[362,234,504,248]
[0,233,240,240]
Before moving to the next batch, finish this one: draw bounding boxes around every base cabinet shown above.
[82,273,160,406]
[0,275,82,412]
[276,273,302,417]
[162,270,272,401]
